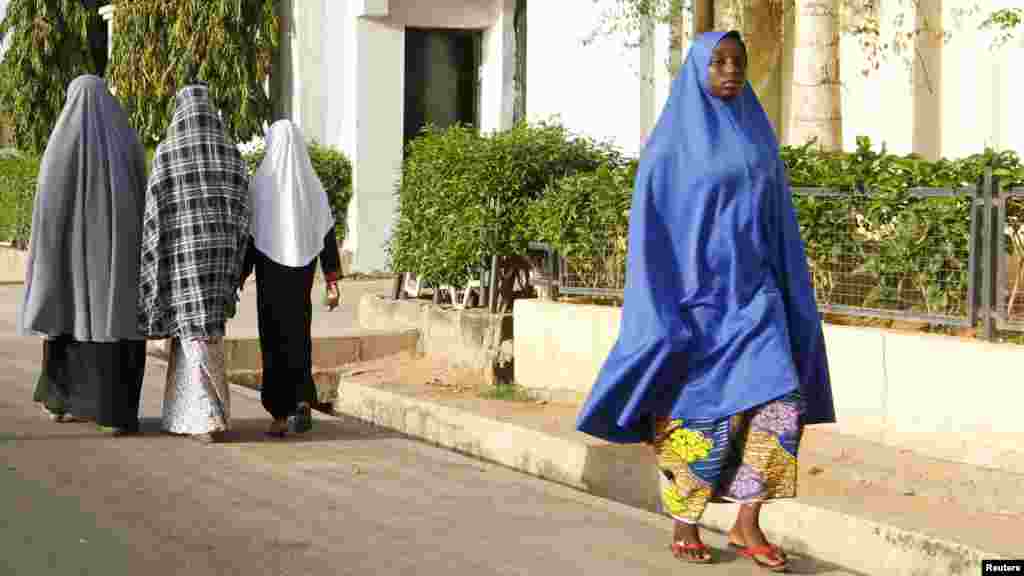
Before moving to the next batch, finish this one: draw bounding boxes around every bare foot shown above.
[737,503,788,569]
[670,521,713,563]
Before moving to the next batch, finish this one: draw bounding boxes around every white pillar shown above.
[99,5,115,58]
[341,10,404,274]
[479,0,516,134]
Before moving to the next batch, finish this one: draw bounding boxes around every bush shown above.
[0,152,40,249]
[389,121,620,292]
[784,139,1024,316]
[528,161,636,286]
[530,136,1024,319]
[241,140,353,242]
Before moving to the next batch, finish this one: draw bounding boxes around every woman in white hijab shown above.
[241,120,342,438]
[21,75,148,433]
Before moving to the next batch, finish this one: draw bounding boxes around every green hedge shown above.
[528,161,636,288]
[525,136,1024,318]
[0,151,40,249]
[389,122,621,287]
[241,141,353,241]
[0,140,352,250]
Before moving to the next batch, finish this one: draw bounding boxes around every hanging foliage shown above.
[108,0,279,146]
[0,0,103,153]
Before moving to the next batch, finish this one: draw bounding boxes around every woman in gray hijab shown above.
[137,83,249,444]
[20,75,148,434]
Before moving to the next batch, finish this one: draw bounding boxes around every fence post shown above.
[479,265,489,309]
[981,167,997,341]
[994,173,1006,336]
[968,184,981,327]
[392,272,404,300]
[488,255,499,314]
[548,248,560,301]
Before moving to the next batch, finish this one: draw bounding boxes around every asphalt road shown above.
[0,284,851,575]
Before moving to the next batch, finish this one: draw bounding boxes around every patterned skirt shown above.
[653,391,803,524]
[162,337,231,435]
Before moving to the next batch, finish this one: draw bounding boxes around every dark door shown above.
[404,28,481,150]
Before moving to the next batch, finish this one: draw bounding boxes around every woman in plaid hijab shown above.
[137,83,250,444]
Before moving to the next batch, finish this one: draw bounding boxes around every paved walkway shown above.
[0,284,854,575]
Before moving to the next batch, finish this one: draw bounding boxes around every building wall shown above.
[273,0,515,274]
[524,0,1020,160]
[525,0,669,157]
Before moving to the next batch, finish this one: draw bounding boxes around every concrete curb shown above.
[332,376,1007,576]
[146,329,419,372]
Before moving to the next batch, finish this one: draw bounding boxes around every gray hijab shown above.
[19,75,147,342]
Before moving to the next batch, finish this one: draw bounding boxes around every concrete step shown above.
[327,354,1022,576]
[149,329,420,405]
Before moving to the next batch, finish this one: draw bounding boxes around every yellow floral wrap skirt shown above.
[653,391,803,523]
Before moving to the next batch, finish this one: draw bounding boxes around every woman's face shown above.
[708,37,747,101]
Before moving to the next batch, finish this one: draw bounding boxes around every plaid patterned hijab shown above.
[137,84,250,339]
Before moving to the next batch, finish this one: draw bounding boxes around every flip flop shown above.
[739,545,789,572]
[729,541,788,561]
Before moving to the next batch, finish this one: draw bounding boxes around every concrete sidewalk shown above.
[325,354,1022,576]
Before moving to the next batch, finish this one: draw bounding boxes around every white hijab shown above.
[248,120,335,268]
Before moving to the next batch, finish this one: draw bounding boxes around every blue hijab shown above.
[576,31,835,444]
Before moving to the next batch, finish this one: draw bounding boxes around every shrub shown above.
[240,140,353,242]
[784,139,1024,316]
[528,161,636,288]
[389,121,621,301]
[0,151,40,249]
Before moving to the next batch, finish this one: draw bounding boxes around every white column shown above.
[1004,29,1024,154]
[341,11,404,274]
[99,5,115,58]
[912,0,942,161]
[479,0,516,134]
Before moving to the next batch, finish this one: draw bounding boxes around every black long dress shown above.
[241,226,342,420]
[33,337,146,429]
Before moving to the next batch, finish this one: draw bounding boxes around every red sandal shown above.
[729,541,788,561]
[739,545,789,572]
[670,541,714,564]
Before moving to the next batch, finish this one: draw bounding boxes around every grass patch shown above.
[480,383,533,403]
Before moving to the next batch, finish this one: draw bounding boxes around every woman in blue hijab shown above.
[576,31,834,570]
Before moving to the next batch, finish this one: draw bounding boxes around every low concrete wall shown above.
[514,299,1024,474]
[357,294,513,387]
[147,329,419,403]
[0,246,27,284]
[149,330,418,371]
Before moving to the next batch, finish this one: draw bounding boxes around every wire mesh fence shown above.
[549,187,977,327]
[794,187,974,326]
[999,188,1024,328]
[558,240,627,298]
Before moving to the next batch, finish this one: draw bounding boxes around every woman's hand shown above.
[325,282,340,311]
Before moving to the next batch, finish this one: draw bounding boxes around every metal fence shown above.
[994,184,1024,333]
[541,170,1024,340]
[793,186,974,327]
[558,243,626,298]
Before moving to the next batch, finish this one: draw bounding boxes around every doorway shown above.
[403,28,482,150]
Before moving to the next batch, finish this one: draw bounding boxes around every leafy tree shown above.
[107,0,279,146]
[592,1,1024,77]
[0,0,103,153]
